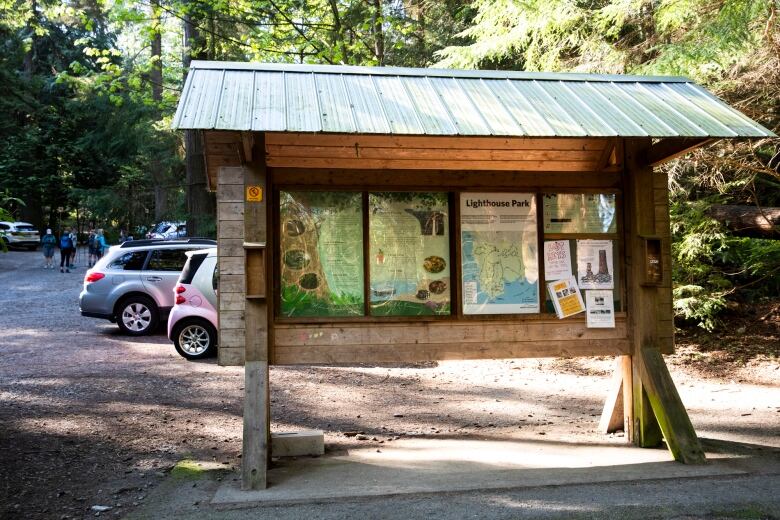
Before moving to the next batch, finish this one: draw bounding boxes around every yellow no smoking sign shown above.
[246,186,263,202]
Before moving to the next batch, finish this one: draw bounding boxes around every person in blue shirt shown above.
[95,229,108,259]
[59,227,74,273]
[41,228,56,269]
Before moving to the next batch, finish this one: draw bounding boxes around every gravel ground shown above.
[1,249,778,520]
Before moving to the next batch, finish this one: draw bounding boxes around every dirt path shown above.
[1,250,778,519]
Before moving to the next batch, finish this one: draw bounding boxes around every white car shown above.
[148,221,187,240]
[0,221,40,250]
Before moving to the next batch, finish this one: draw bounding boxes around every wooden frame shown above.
[208,131,708,492]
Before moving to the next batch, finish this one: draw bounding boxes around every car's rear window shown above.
[16,225,36,231]
[179,253,208,284]
[146,249,188,271]
[108,251,148,270]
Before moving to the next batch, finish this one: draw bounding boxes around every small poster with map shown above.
[460,193,539,314]
[577,240,614,290]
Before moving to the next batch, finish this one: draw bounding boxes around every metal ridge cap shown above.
[187,60,693,83]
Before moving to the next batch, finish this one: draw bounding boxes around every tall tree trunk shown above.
[371,0,384,64]
[328,0,349,63]
[183,1,216,237]
[150,0,167,221]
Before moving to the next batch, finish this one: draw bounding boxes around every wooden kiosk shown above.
[172,61,775,490]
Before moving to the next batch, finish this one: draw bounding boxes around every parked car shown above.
[167,247,218,359]
[148,221,187,240]
[0,221,40,250]
[79,238,216,335]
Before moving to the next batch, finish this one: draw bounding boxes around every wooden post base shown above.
[242,360,270,490]
[600,352,705,464]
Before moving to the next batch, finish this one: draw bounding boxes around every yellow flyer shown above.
[547,277,585,319]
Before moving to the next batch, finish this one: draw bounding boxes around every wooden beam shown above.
[241,134,270,491]
[241,131,255,163]
[595,139,617,171]
[265,132,609,151]
[645,138,714,167]
[625,138,664,448]
[637,348,706,464]
[599,357,625,434]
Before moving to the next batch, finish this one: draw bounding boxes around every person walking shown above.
[95,229,108,260]
[68,228,78,268]
[87,229,97,267]
[59,227,74,273]
[41,228,56,269]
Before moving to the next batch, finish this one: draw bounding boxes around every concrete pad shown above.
[213,438,747,505]
[271,430,325,457]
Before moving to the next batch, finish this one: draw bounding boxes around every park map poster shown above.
[460,193,539,314]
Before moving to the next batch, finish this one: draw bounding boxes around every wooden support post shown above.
[241,133,271,490]
[638,349,706,464]
[624,138,704,462]
[599,357,625,434]
[633,364,663,447]
[598,355,635,438]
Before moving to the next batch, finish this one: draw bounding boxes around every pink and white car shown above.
[167,248,218,360]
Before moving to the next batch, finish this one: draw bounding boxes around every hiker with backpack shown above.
[59,227,75,273]
[41,228,57,269]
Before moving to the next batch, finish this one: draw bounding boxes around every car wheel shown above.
[173,319,217,360]
[116,296,159,336]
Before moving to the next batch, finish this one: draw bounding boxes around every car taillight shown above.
[175,295,186,305]
[175,285,186,294]
[85,272,105,283]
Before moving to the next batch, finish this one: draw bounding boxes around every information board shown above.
[460,193,539,314]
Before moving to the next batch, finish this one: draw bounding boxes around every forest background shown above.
[0,0,778,331]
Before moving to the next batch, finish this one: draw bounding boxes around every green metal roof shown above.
[172,61,776,139]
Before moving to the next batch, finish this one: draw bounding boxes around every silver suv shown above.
[79,238,216,335]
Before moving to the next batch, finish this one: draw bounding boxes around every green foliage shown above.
[670,199,780,330]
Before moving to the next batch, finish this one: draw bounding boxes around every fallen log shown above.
[707,204,780,239]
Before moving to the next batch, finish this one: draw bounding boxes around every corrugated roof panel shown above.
[284,72,322,132]
[668,83,770,137]
[372,75,425,134]
[215,70,253,130]
[315,74,356,133]
[510,81,587,136]
[172,61,776,139]
[399,76,457,135]
[458,79,525,135]
[615,83,708,137]
[649,83,736,137]
[578,82,649,136]
[343,75,391,134]
[429,77,492,135]
[251,71,286,132]
[588,82,678,136]
[485,79,552,135]
[181,69,224,129]
[543,82,616,136]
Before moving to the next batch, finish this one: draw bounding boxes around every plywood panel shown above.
[266,145,598,161]
[219,347,245,367]
[273,339,630,364]
[271,169,622,189]
[267,157,599,171]
[274,318,627,347]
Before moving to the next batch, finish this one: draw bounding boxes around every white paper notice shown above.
[586,290,615,328]
[544,240,572,281]
[576,239,614,290]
